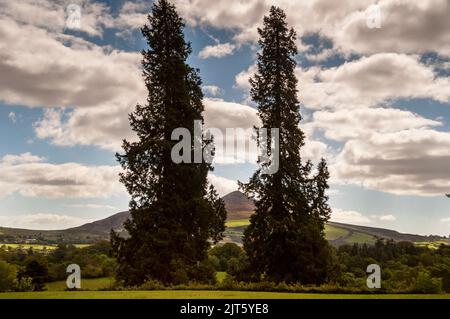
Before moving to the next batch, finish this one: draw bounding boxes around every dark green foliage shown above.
[0,260,17,292]
[337,239,450,293]
[45,242,116,281]
[111,0,226,286]
[239,6,333,284]
[0,242,116,291]
[20,258,48,291]
[209,243,245,272]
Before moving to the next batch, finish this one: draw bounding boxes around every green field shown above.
[344,232,377,245]
[226,219,251,228]
[7,275,448,299]
[45,274,227,291]
[324,225,349,241]
[46,277,115,291]
[1,290,449,299]
[0,243,91,250]
[414,241,449,249]
[0,243,57,250]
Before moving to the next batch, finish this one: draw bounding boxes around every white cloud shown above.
[332,210,397,224]
[0,17,144,109]
[331,208,371,224]
[379,214,396,221]
[2,152,45,165]
[199,43,236,59]
[204,98,260,130]
[235,64,257,91]
[108,0,152,37]
[34,105,139,151]
[308,108,441,142]
[64,203,117,210]
[208,173,238,196]
[2,0,449,202]
[441,217,450,225]
[202,85,223,97]
[0,155,123,198]
[0,213,91,230]
[0,0,112,37]
[336,0,450,56]
[332,129,450,196]
[236,54,450,111]
[176,0,450,56]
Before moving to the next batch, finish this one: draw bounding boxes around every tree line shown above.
[1,240,448,293]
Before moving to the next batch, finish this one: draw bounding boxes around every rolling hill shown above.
[0,191,448,247]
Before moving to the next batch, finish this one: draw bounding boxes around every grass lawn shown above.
[1,290,449,299]
[46,277,115,291]
[45,275,228,291]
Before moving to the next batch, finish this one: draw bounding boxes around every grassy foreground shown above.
[0,276,445,299]
[1,290,450,299]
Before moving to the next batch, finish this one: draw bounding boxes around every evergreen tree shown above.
[239,6,333,284]
[21,258,48,291]
[111,0,226,286]
[311,158,332,229]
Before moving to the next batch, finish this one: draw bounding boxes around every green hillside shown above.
[224,219,448,247]
[1,191,448,247]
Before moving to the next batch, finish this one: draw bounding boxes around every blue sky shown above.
[0,0,450,236]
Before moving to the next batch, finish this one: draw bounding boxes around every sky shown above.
[0,0,450,235]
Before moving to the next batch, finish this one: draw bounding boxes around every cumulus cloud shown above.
[332,129,450,196]
[0,213,91,230]
[379,214,396,221]
[175,0,450,56]
[234,55,450,197]
[204,98,260,130]
[0,17,144,109]
[202,85,223,97]
[34,104,139,151]
[111,0,151,31]
[237,54,450,111]
[199,43,236,59]
[0,155,123,198]
[336,0,450,56]
[331,208,371,224]
[2,153,45,165]
[0,0,113,37]
[2,0,449,201]
[64,203,118,210]
[208,174,238,196]
[308,108,442,142]
[314,53,450,109]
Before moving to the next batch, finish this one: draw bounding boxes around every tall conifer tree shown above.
[239,6,333,284]
[111,0,226,286]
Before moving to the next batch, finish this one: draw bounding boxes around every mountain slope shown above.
[0,191,448,246]
[222,191,255,220]
[71,211,129,233]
